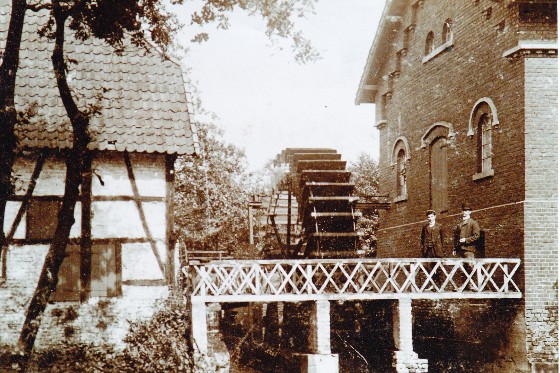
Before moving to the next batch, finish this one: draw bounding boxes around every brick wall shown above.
[0,151,171,348]
[523,56,558,368]
[367,0,557,370]
[375,0,529,258]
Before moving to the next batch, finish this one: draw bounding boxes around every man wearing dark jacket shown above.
[420,210,445,290]
[453,205,481,290]
[453,205,480,258]
[421,209,445,258]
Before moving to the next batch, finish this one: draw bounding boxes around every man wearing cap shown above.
[421,209,445,258]
[453,205,480,258]
[420,209,445,290]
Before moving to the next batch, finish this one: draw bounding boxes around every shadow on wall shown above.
[414,299,527,373]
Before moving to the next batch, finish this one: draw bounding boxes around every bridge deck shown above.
[183,258,521,303]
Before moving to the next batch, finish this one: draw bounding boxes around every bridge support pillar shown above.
[191,299,208,354]
[191,300,230,372]
[300,300,339,373]
[392,299,428,373]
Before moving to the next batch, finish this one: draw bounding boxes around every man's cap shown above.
[462,204,472,211]
[426,209,436,216]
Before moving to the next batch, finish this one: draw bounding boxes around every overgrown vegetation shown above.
[348,153,380,256]
[174,121,254,258]
[9,296,194,372]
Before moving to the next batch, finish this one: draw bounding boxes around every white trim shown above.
[422,35,454,64]
[502,40,558,58]
[394,194,408,203]
[420,121,455,148]
[468,97,499,137]
[391,136,411,165]
[472,169,495,181]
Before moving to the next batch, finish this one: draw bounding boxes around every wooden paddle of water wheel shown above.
[261,148,389,259]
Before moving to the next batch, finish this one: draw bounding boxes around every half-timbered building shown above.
[0,1,197,347]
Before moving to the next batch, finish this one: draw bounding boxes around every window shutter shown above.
[91,244,117,297]
[51,245,81,302]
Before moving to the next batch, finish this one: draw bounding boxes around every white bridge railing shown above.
[183,258,522,302]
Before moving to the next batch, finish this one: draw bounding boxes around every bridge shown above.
[185,149,523,372]
[184,257,521,372]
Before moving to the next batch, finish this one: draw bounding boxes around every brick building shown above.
[356,0,557,371]
[0,2,197,347]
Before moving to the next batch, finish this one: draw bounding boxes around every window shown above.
[397,149,407,198]
[27,199,60,240]
[519,3,557,23]
[469,98,497,180]
[91,244,119,297]
[477,114,492,174]
[51,244,120,301]
[442,19,452,43]
[423,21,454,63]
[425,31,435,55]
[430,137,449,213]
[392,137,410,202]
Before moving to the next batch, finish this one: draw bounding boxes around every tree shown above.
[174,122,252,258]
[14,0,177,369]
[1,0,318,368]
[348,153,380,256]
[187,0,319,64]
[0,0,29,282]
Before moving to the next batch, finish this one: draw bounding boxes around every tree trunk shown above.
[0,0,27,279]
[16,5,91,371]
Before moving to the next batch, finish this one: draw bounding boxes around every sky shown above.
[174,1,385,170]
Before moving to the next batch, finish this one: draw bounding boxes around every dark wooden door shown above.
[430,137,448,213]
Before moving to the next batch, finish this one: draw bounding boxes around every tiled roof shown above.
[0,1,198,155]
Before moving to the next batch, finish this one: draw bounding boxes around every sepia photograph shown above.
[0,0,557,372]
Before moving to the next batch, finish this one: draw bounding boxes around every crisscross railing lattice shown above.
[183,258,521,302]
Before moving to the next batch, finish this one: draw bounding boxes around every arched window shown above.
[477,113,492,174]
[397,149,407,198]
[391,137,410,202]
[425,31,435,55]
[442,19,452,43]
[469,98,498,180]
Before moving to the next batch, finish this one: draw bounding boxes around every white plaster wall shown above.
[92,201,165,239]
[0,245,49,344]
[1,151,171,348]
[13,157,67,196]
[122,242,166,281]
[92,152,166,197]
[0,245,170,347]
[2,201,27,239]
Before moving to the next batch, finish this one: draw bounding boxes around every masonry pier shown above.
[392,299,428,372]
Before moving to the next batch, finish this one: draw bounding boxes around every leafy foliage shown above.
[349,153,380,255]
[349,153,379,198]
[188,0,320,63]
[24,297,193,372]
[174,122,252,257]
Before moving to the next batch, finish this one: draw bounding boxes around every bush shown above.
[27,296,194,372]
